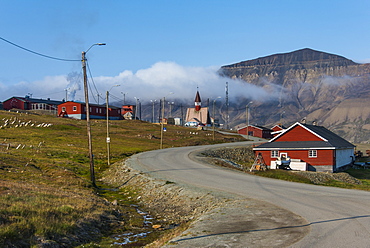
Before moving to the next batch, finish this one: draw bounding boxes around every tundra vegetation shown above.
[0,110,243,247]
[1,110,369,247]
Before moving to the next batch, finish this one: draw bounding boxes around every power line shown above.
[0,36,80,62]
[86,60,100,103]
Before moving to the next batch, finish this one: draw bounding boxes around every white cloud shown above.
[0,62,276,104]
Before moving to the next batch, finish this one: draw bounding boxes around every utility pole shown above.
[160,97,165,149]
[225,82,229,130]
[180,103,184,126]
[81,42,105,188]
[106,90,110,166]
[82,50,95,188]
[151,100,156,123]
[246,101,253,140]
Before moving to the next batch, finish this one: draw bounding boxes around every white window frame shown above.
[62,107,66,112]
[73,106,77,111]
[271,150,279,158]
[309,150,317,158]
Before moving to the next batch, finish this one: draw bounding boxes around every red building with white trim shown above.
[253,122,355,172]
[58,101,122,120]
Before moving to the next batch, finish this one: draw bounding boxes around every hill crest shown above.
[221,48,358,69]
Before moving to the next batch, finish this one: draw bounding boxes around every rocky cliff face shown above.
[219,48,370,143]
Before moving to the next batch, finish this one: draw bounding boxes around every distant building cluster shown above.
[0,95,135,121]
[0,91,356,173]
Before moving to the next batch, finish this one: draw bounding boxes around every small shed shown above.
[237,124,273,139]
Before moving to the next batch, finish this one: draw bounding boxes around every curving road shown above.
[127,141,370,247]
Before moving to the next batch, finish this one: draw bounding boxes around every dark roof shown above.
[238,124,272,131]
[254,122,355,150]
[301,123,355,148]
[6,96,64,105]
[271,124,287,129]
[253,125,272,131]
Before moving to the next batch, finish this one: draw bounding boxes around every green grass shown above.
[0,110,244,247]
[253,170,313,184]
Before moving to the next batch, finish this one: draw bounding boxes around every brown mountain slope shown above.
[219,48,370,143]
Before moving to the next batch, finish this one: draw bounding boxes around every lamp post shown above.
[160,92,173,149]
[212,97,221,141]
[168,101,174,117]
[82,43,106,188]
[134,97,139,120]
[246,101,253,140]
[151,100,156,123]
[106,84,120,166]
[121,92,128,105]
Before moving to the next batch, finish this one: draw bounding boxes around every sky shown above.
[1,0,370,105]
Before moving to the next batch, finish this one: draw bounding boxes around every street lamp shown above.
[106,84,120,166]
[168,101,174,117]
[121,92,128,105]
[151,100,157,123]
[246,101,253,140]
[160,92,174,149]
[134,97,139,120]
[213,97,221,141]
[82,42,106,188]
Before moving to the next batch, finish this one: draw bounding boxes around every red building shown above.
[271,124,286,137]
[253,122,355,172]
[3,96,63,113]
[121,105,135,120]
[237,125,273,139]
[58,101,122,120]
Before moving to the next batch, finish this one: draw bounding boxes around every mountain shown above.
[219,48,370,143]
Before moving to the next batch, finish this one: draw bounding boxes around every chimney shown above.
[301,118,306,124]
[313,121,317,126]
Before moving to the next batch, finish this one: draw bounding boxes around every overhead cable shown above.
[0,36,80,62]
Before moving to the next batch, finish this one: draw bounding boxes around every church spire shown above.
[194,90,201,111]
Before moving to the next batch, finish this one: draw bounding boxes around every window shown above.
[73,106,77,111]
[309,150,317,158]
[271,150,279,158]
[62,107,66,112]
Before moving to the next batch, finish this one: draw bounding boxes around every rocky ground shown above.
[101,159,232,247]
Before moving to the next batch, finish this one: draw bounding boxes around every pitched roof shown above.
[237,124,272,131]
[185,107,210,124]
[254,122,355,150]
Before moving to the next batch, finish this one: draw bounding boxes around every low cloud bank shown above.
[0,62,278,104]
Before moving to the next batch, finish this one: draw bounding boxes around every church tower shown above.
[194,91,201,111]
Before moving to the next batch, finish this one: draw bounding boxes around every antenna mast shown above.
[225,82,229,129]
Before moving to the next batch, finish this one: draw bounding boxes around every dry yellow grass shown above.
[0,110,244,247]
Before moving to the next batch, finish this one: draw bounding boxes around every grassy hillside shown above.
[0,110,244,247]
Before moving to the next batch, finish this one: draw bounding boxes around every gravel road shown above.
[105,141,370,247]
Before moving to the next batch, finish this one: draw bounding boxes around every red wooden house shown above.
[237,125,273,139]
[253,122,355,172]
[58,101,122,120]
[3,96,63,113]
